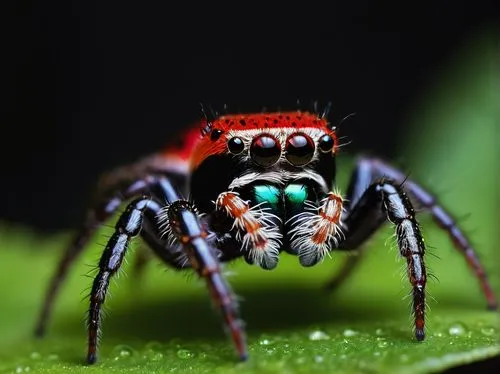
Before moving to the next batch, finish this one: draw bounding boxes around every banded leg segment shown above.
[345,156,497,309]
[341,180,427,340]
[35,175,170,337]
[160,198,247,360]
[87,196,156,363]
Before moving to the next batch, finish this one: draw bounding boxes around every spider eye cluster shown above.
[226,131,335,168]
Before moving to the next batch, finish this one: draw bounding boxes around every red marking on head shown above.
[212,111,328,132]
[161,126,202,161]
[190,111,335,169]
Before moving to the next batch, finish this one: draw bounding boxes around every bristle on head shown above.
[200,103,217,136]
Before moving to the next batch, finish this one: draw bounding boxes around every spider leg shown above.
[332,156,497,309]
[337,178,428,341]
[86,177,246,363]
[215,191,282,270]
[34,168,186,337]
[158,185,247,361]
[87,196,156,363]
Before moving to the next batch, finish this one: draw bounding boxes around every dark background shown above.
[5,3,496,232]
[3,2,498,372]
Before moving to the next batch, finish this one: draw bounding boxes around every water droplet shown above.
[433,331,444,337]
[24,367,30,372]
[29,352,41,360]
[314,355,324,363]
[176,349,194,359]
[259,339,272,345]
[47,354,59,361]
[375,328,384,336]
[265,348,275,355]
[144,349,164,361]
[309,330,330,341]
[15,367,23,374]
[373,351,381,356]
[480,326,497,336]
[377,340,389,348]
[112,344,135,360]
[448,322,468,336]
[343,329,359,337]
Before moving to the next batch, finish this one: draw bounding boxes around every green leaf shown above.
[1,27,498,374]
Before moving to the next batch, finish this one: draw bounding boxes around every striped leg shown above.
[339,179,427,340]
[158,197,247,361]
[341,156,498,309]
[87,196,155,363]
[35,175,169,337]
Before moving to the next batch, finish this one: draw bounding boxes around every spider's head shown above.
[191,111,338,170]
[190,110,339,213]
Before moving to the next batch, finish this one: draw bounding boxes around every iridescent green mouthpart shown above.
[254,185,280,210]
[253,183,309,210]
[284,184,308,205]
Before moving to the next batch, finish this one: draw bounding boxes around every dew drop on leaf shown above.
[377,340,389,348]
[176,349,194,359]
[375,328,385,336]
[112,344,135,360]
[144,349,163,361]
[448,322,468,336]
[308,330,330,341]
[343,329,359,337]
[480,326,496,336]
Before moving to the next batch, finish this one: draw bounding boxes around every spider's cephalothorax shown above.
[34,107,498,364]
[190,111,341,269]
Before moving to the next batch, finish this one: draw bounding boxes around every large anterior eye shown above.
[285,133,315,166]
[250,134,281,167]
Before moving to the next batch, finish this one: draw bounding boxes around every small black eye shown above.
[285,133,315,166]
[250,134,280,167]
[319,134,334,153]
[210,129,223,141]
[227,137,244,154]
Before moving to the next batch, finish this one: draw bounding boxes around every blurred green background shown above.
[1,26,499,374]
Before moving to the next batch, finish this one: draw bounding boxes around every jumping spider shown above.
[34,104,498,363]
